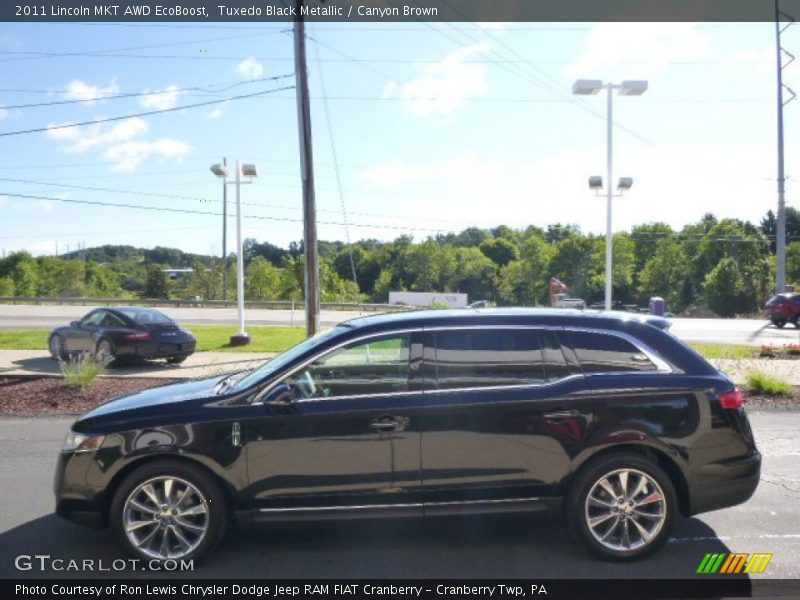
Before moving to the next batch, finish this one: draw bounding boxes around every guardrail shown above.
[0,296,412,313]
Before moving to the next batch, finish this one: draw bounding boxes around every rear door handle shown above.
[370,415,409,432]
[543,410,580,419]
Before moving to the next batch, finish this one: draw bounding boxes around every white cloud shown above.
[45,117,150,154]
[102,138,192,172]
[568,23,712,80]
[0,108,9,120]
[64,79,120,103]
[387,44,490,116]
[237,57,264,80]
[45,117,191,172]
[140,84,182,110]
[206,100,229,119]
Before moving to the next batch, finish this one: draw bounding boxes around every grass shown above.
[744,370,792,396]
[0,325,305,354]
[60,354,105,389]
[688,343,759,360]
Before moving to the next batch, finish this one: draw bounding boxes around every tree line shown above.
[1,209,799,317]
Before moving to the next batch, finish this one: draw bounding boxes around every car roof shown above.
[339,307,670,332]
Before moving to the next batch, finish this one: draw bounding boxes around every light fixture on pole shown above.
[573,79,647,311]
[210,160,258,346]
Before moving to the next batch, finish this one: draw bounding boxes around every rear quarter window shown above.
[567,330,658,372]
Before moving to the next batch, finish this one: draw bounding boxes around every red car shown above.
[765,292,800,328]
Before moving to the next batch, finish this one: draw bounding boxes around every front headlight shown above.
[62,431,105,453]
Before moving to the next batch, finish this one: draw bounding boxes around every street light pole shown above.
[573,79,647,311]
[605,83,614,312]
[234,159,246,343]
[222,156,228,303]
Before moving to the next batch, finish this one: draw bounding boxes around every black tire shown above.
[166,356,188,365]
[567,453,677,561]
[110,459,227,564]
[772,317,787,329]
[792,316,799,329]
[49,334,65,361]
[95,338,116,365]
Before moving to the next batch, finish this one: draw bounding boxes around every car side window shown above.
[283,334,412,400]
[431,329,544,390]
[81,311,105,327]
[568,331,657,372]
[101,313,126,327]
[541,330,572,381]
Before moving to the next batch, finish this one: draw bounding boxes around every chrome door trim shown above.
[256,496,545,514]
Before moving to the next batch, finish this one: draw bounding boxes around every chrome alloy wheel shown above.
[122,476,209,560]
[584,468,667,553]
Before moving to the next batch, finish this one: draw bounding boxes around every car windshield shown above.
[115,308,173,325]
[231,326,343,391]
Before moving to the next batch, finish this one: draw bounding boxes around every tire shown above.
[166,356,188,365]
[95,338,116,365]
[49,334,65,361]
[772,317,787,329]
[110,460,227,563]
[568,453,677,561]
[792,316,799,329]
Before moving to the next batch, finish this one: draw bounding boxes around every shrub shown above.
[759,345,778,358]
[60,353,105,389]
[745,371,792,396]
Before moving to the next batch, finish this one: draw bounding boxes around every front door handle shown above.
[370,415,409,433]
[543,410,580,419]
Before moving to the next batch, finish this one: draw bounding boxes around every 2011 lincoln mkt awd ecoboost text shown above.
[54,308,760,562]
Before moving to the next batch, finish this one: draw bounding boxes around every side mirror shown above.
[263,383,293,407]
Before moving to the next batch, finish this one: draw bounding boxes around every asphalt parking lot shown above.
[0,412,797,582]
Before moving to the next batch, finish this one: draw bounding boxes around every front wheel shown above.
[110,460,227,563]
[568,454,677,561]
[772,317,787,329]
[49,334,65,361]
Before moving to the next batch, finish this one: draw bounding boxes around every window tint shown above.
[81,311,105,326]
[541,330,571,381]
[284,334,411,400]
[432,329,544,390]
[569,331,657,372]
[116,308,173,325]
[101,312,127,327]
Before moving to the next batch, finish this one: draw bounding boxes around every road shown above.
[0,412,798,581]
[2,304,800,346]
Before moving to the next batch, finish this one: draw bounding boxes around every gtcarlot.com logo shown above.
[696,552,773,574]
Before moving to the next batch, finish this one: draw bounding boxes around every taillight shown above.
[719,388,745,409]
[124,332,151,342]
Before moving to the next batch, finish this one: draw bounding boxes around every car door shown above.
[242,330,425,517]
[67,310,105,354]
[420,327,590,509]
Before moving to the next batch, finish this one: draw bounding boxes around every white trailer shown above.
[388,291,468,308]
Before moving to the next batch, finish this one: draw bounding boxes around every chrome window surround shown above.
[253,324,673,404]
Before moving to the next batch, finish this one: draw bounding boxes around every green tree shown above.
[11,254,39,297]
[0,276,14,296]
[638,237,688,310]
[479,237,519,267]
[787,241,800,286]
[245,256,281,300]
[143,265,171,299]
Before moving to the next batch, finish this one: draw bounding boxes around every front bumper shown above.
[53,450,107,529]
[688,451,761,516]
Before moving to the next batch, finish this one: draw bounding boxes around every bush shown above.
[745,371,792,396]
[60,353,105,389]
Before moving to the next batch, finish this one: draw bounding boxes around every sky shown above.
[0,20,797,257]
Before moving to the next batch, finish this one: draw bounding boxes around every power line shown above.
[0,76,292,110]
[0,84,295,138]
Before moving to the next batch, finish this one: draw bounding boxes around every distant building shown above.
[162,268,194,281]
[388,291,468,308]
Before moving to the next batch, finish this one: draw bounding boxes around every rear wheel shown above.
[166,356,188,365]
[568,454,677,561]
[110,460,227,563]
[95,338,115,365]
[49,334,65,361]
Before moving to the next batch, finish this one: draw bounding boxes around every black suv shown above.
[54,309,760,562]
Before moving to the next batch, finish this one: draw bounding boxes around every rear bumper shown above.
[688,451,761,516]
[116,340,196,359]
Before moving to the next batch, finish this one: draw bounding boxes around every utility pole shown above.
[294,5,320,336]
[775,0,796,293]
[222,156,228,303]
